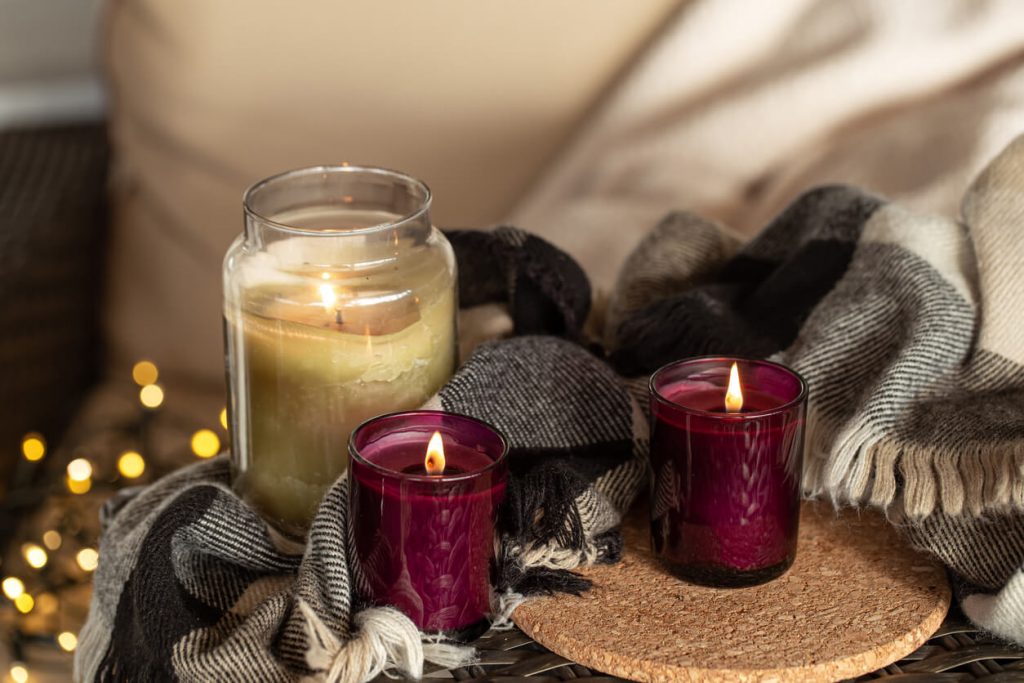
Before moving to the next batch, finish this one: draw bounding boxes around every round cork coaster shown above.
[513,502,950,682]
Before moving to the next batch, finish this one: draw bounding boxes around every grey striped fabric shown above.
[77,228,646,682]
[79,135,1024,680]
[77,337,646,683]
[607,134,1024,645]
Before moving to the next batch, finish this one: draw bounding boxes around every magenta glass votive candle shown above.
[348,410,508,641]
[649,357,807,588]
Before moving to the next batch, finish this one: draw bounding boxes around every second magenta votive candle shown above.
[348,411,508,641]
[649,357,807,588]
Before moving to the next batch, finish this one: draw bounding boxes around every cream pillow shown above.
[103,0,682,386]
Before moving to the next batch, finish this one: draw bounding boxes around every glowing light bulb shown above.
[14,593,33,613]
[57,631,78,652]
[219,407,228,430]
[117,451,146,479]
[9,663,28,683]
[76,548,99,572]
[67,458,92,482]
[42,530,61,550]
[2,577,25,600]
[21,433,45,462]
[131,360,159,386]
[191,429,221,458]
[66,477,92,494]
[139,384,164,409]
[21,544,47,569]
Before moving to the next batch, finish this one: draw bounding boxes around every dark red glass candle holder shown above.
[348,411,508,642]
[649,357,807,588]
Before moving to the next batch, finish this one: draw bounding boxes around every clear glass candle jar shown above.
[223,166,458,539]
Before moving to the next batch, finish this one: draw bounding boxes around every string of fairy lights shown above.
[2,360,227,681]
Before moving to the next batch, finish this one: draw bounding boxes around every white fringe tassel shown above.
[802,408,1024,519]
[490,589,526,631]
[299,601,475,683]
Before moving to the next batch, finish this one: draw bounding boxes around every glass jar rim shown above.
[649,355,808,419]
[242,165,433,237]
[348,410,509,483]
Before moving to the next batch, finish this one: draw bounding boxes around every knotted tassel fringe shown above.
[299,601,475,683]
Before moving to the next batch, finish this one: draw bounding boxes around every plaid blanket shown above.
[77,228,647,682]
[607,134,1024,644]
[79,136,1024,681]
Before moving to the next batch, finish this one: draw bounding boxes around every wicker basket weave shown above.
[407,611,1024,682]
[0,123,108,546]
[0,124,107,430]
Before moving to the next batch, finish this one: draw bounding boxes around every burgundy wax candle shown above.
[649,357,807,588]
[348,411,508,641]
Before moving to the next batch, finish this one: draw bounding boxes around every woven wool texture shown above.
[78,137,1024,680]
[606,134,1024,644]
[76,228,648,682]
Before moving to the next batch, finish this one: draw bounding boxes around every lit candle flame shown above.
[725,362,744,413]
[425,431,445,475]
[319,283,338,313]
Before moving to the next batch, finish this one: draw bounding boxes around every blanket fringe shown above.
[299,601,475,683]
[803,409,1024,519]
[490,589,527,630]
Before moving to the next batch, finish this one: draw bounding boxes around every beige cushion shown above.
[103,0,681,386]
[511,0,1024,291]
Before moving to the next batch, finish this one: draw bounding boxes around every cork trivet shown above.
[513,502,950,682]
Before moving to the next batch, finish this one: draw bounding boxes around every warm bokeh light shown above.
[191,429,221,458]
[21,433,45,462]
[76,548,99,572]
[22,543,47,569]
[219,407,228,430]
[66,477,92,495]
[42,530,61,550]
[9,663,28,683]
[35,592,58,615]
[131,360,159,386]
[117,451,146,479]
[57,631,78,652]
[319,282,338,312]
[2,577,25,600]
[14,593,34,613]
[66,458,92,482]
[139,384,165,409]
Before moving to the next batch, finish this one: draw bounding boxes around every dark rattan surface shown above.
[399,612,1024,682]
[0,123,108,548]
[0,124,108,441]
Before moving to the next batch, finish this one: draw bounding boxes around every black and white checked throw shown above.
[606,135,1024,646]
[77,227,647,682]
[79,136,1024,681]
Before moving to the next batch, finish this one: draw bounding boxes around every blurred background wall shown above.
[0,0,104,128]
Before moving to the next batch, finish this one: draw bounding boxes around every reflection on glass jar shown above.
[223,166,457,538]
